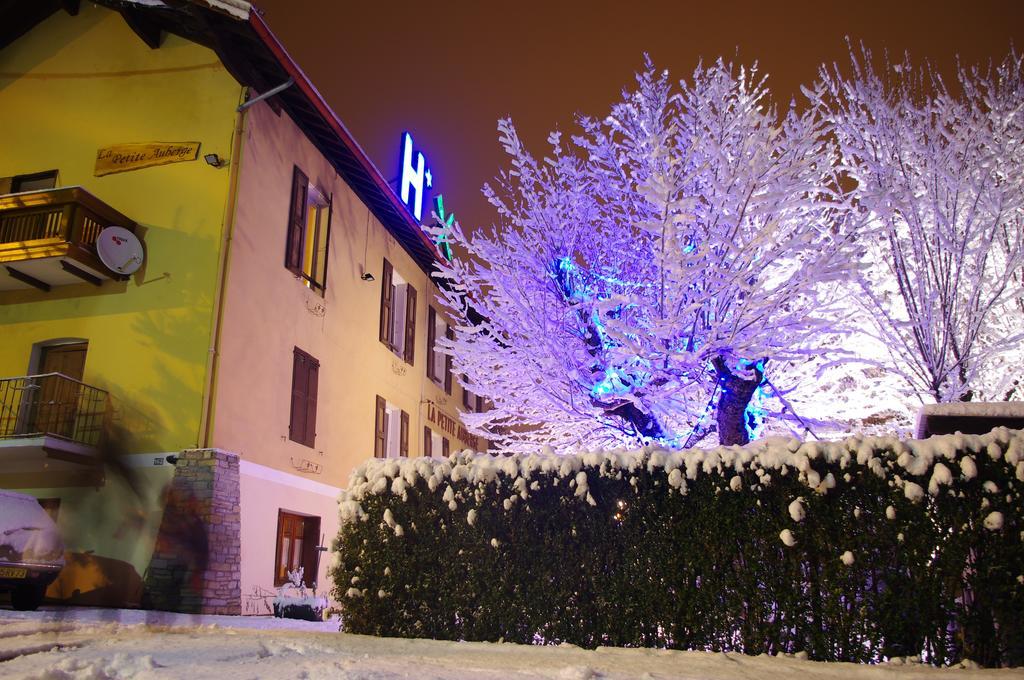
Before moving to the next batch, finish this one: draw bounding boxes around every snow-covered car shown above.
[0,490,65,610]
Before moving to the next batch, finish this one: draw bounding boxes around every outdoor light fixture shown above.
[361,272,375,282]
[204,153,225,168]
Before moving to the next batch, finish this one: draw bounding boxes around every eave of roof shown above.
[244,9,443,275]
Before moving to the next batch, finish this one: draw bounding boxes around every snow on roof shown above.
[919,401,1024,418]
[121,0,251,20]
[914,401,1024,438]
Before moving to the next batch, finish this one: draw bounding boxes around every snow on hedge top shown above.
[339,428,1024,521]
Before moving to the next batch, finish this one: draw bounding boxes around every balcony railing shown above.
[0,373,110,447]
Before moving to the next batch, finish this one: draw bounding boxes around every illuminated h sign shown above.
[399,132,432,221]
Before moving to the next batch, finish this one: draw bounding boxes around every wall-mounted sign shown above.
[399,132,431,221]
[425,400,481,451]
[94,141,201,177]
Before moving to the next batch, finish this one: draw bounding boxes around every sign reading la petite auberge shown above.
[94,142,201,176]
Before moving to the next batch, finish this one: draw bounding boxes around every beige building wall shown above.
[211,100,482,602]
[237,460,340,613]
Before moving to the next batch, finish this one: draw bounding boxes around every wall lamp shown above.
[361,272,376,282]
[204,153,226,168]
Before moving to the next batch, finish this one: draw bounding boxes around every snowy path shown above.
[1,609,1022,679]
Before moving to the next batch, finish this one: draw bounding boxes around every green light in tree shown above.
[433,194,454,261]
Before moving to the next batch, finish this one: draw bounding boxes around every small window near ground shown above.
[379,259,416,364]
[284,166,331,294]
[274,510,322,587]
[374,395,408,458]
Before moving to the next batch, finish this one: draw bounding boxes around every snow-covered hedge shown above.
[331,429,1024,666]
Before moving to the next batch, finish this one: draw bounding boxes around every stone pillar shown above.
[143,448,241,615]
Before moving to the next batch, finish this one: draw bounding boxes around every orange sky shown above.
[252,0,1023,231]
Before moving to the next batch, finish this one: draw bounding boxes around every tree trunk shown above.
[605,399,665,440]
[713,356,765,446]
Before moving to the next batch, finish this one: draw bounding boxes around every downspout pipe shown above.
[198,89,247,449]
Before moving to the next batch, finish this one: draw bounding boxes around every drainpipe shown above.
[198,89,247,449]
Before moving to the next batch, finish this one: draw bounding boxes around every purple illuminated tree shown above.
[809,48,1024,404]
[433,59,858,453]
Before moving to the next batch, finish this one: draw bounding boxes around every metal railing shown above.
[0,373,110,447]
[0,187,136,248]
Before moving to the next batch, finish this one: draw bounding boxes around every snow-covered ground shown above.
[1,608,1021,679]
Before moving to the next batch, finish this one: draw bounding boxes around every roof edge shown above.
[246,9,443,274]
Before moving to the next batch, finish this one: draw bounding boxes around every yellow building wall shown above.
[0,5,242,603]
[0,5,242,455]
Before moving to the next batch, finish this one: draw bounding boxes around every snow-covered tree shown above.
[809,48,1024,404]
[433,59,858,453]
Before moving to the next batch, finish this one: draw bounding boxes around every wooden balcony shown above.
[0,187,140,292]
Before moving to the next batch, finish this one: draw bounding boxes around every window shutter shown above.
[316,193,332,291]
[285,167,308,273]
[442,437,450,458]
[423,426,432,458]
[289,350,308,444]
[379,259,393,345]
[444,327,454,394]
[477,395,485,413]
[427,307,437,381]
[304,357,319,447]
[403,285,417,365]
[400,410,409,457]
[462,378,472,410]
[300,518,321,588]
[374,395,386,458]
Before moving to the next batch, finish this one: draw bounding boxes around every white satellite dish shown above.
[95,226,144,276]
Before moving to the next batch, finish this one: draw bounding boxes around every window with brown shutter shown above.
[285,167,308,274]
[427,307,437,381]
[403,286,416,365]
[444,327,454,394]
[423,426,432,458]
[283,167,330,293]
[374,395,386,458]
[400,410,409,457]
[304,359,319,446]
[289,347,319,448]
[303,190,331,294]
[442,437,450,458]
[379,259,393,345]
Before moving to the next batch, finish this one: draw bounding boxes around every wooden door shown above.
[31,342,87,438]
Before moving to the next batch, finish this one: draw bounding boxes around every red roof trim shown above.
[246,10,443,267]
